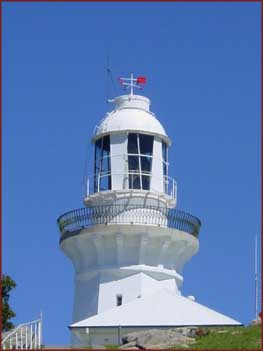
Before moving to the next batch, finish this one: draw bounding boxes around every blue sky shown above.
[2,1,261,346]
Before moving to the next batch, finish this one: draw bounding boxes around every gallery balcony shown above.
[57,205,201,239]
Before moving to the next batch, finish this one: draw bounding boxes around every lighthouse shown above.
[57,74,241,346]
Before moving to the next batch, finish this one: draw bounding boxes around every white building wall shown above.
[110,133,128,190]
[72,273,100,323]
[140,273,178,296]
[61,225,199,346]
[98,272,141,313]
[98,272,179,315]
[73,271,180,325]
[151,137,163,193]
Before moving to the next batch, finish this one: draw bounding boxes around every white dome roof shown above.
[93,95,170,144]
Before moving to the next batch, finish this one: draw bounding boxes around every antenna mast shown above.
[106,52,117,103]
[106,53,110,103]
[255,234,258,320]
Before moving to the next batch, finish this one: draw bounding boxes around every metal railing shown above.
[84,172,177,199]
[57,205,201,238]
[1,317,42,350]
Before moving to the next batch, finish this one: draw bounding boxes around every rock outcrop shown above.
[119,328,200,349]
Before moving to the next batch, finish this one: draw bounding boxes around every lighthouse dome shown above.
[93,95,171,145]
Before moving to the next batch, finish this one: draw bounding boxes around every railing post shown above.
[26,326,28,349]
[39,312,43,349]
[30,324,33,349]
[87,177,90,197]
[16,332,18,349]
[34,323,37,349]
[57,201,200,238]
[1,319,45,351]
[118,325,122,346]
[20,327,23,349]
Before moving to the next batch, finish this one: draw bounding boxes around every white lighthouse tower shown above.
[57,74,241,346]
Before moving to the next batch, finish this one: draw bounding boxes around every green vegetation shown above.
[171,325,262,350]
[104,344,119,349]
[85,325,262,350]
[2,275,17,331]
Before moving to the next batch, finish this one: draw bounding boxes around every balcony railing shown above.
[57,205,201,238]
[1,317,42,350]
[84,172,177,199]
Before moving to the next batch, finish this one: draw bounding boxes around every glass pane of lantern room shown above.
[139,134,154,155]
[141,156,151,190]
[94,138,102,192]
[129,174,141,189]
[101,157,110,173]
[100,174,111,191]
[102,135,110,156]
[140,155,152,173]
[163,162,168,194]
[162,140,168,162]
[128,156,139,171]
[128,133,138,154]
[101,135,111,190]
[162,141,168,194]
[95,138,102,168]
[142,175,150,190]
[128,156,140,189]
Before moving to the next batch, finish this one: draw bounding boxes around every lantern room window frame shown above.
[127,133,154,190]
[94,135,111,192]
[93,133,169,194]
[162,140,169,193]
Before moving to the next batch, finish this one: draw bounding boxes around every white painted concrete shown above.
[61,225,198,276]
[109,133,128,191]
[71,288,242,346]
[60,92,240,347]
[61,224,198,329]
[94,95,170,144]
[72,287,242,328]
[84,188,176,208]
[151,137,164,193]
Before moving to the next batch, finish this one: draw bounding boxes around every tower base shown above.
[70,287,241,346]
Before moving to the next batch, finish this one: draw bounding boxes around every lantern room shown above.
[84,93,177,207]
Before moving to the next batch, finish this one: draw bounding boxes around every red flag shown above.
[137,76,146,84]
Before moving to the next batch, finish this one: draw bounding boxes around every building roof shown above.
[70,288,241,328]
[93,95,171,144]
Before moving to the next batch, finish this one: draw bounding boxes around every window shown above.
[127,133,154,190]
[162,140,168,163]
[94,135,111,192]
[116,294,122,306]
[162,140,168,193]
[139,134,154,156]
[128,133,138,154]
